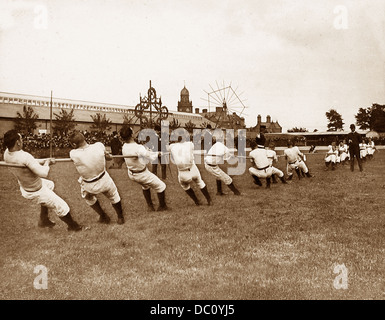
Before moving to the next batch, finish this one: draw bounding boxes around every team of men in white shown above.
[6,125,378,232]
[325,138,376,170]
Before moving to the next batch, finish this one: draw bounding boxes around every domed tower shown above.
[178,86,193,113]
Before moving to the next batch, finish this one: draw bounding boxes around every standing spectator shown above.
[202,124,213,154]
[151,125,167,180]
[109,131,124,169]
[347,124,363,172]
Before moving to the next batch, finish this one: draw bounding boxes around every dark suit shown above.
[109,136,123,169]
[347,131,363,172]
[151,133,167,179]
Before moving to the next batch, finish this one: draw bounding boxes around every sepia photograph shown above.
[1,0,385,307]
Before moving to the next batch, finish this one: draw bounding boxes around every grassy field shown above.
[1,150,385,300]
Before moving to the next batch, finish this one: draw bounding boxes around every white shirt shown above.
[338,144,348,153]
[326,145,338,156]
[169,141,195,170]
[122,142,158,172]
[70,142,106,180]
[4,149,47,192]
[205,142,231,165]
[367,141,375,149]
[266,149,278,166]
[284,146,303,164]
[249,146,270,169]
[359,143,367,150]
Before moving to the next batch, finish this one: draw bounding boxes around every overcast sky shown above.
[0,0,384,132]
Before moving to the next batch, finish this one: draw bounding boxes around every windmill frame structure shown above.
[201,81,248,131]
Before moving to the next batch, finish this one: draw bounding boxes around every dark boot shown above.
[252,175,262,186]
[216,180,226,195]
[91,200,110,224]
[287,174,293,181]
[306,171,313,178]
[200,186,212,205]
[60,211,83,232]
[295,168,301,180]
[280,175,288,184]
[38,205,56,228]
[112,201,124,224]
[271,174,278,184]
[157,190,168,211]
[227,182,241,195]
[186,188,200,206]
[143,189,155,211]
[331,162,336,171]
[266,177,271,189]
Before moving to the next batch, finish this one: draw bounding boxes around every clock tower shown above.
[177,86,193,113]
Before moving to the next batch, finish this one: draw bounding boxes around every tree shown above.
[90,113,112,135]
[184,120,196,134]
[53,109,76,135]
[169,118,181,130]
[14,105,39,134]
[200,121,212,129]
[326,109,344,131]
[355,104,385,132]
[287,127,308,133]
[371,104,385,132]
[122,113,136,125]
[355,107,371,130]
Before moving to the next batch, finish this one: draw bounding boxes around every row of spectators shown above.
[0,131,114,159]
[17,130,112,150]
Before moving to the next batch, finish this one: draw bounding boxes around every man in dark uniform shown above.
[202,124,213,154]
[109,131,124,169]
[151,125,167,180]
[347,124,363,172]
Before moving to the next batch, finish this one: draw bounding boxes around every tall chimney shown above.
[195,108,199,114]
[266,115,271,123]
[257,114,261,124]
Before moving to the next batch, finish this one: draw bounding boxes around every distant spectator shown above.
[347,124,363,172]
[109,131,124,169]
